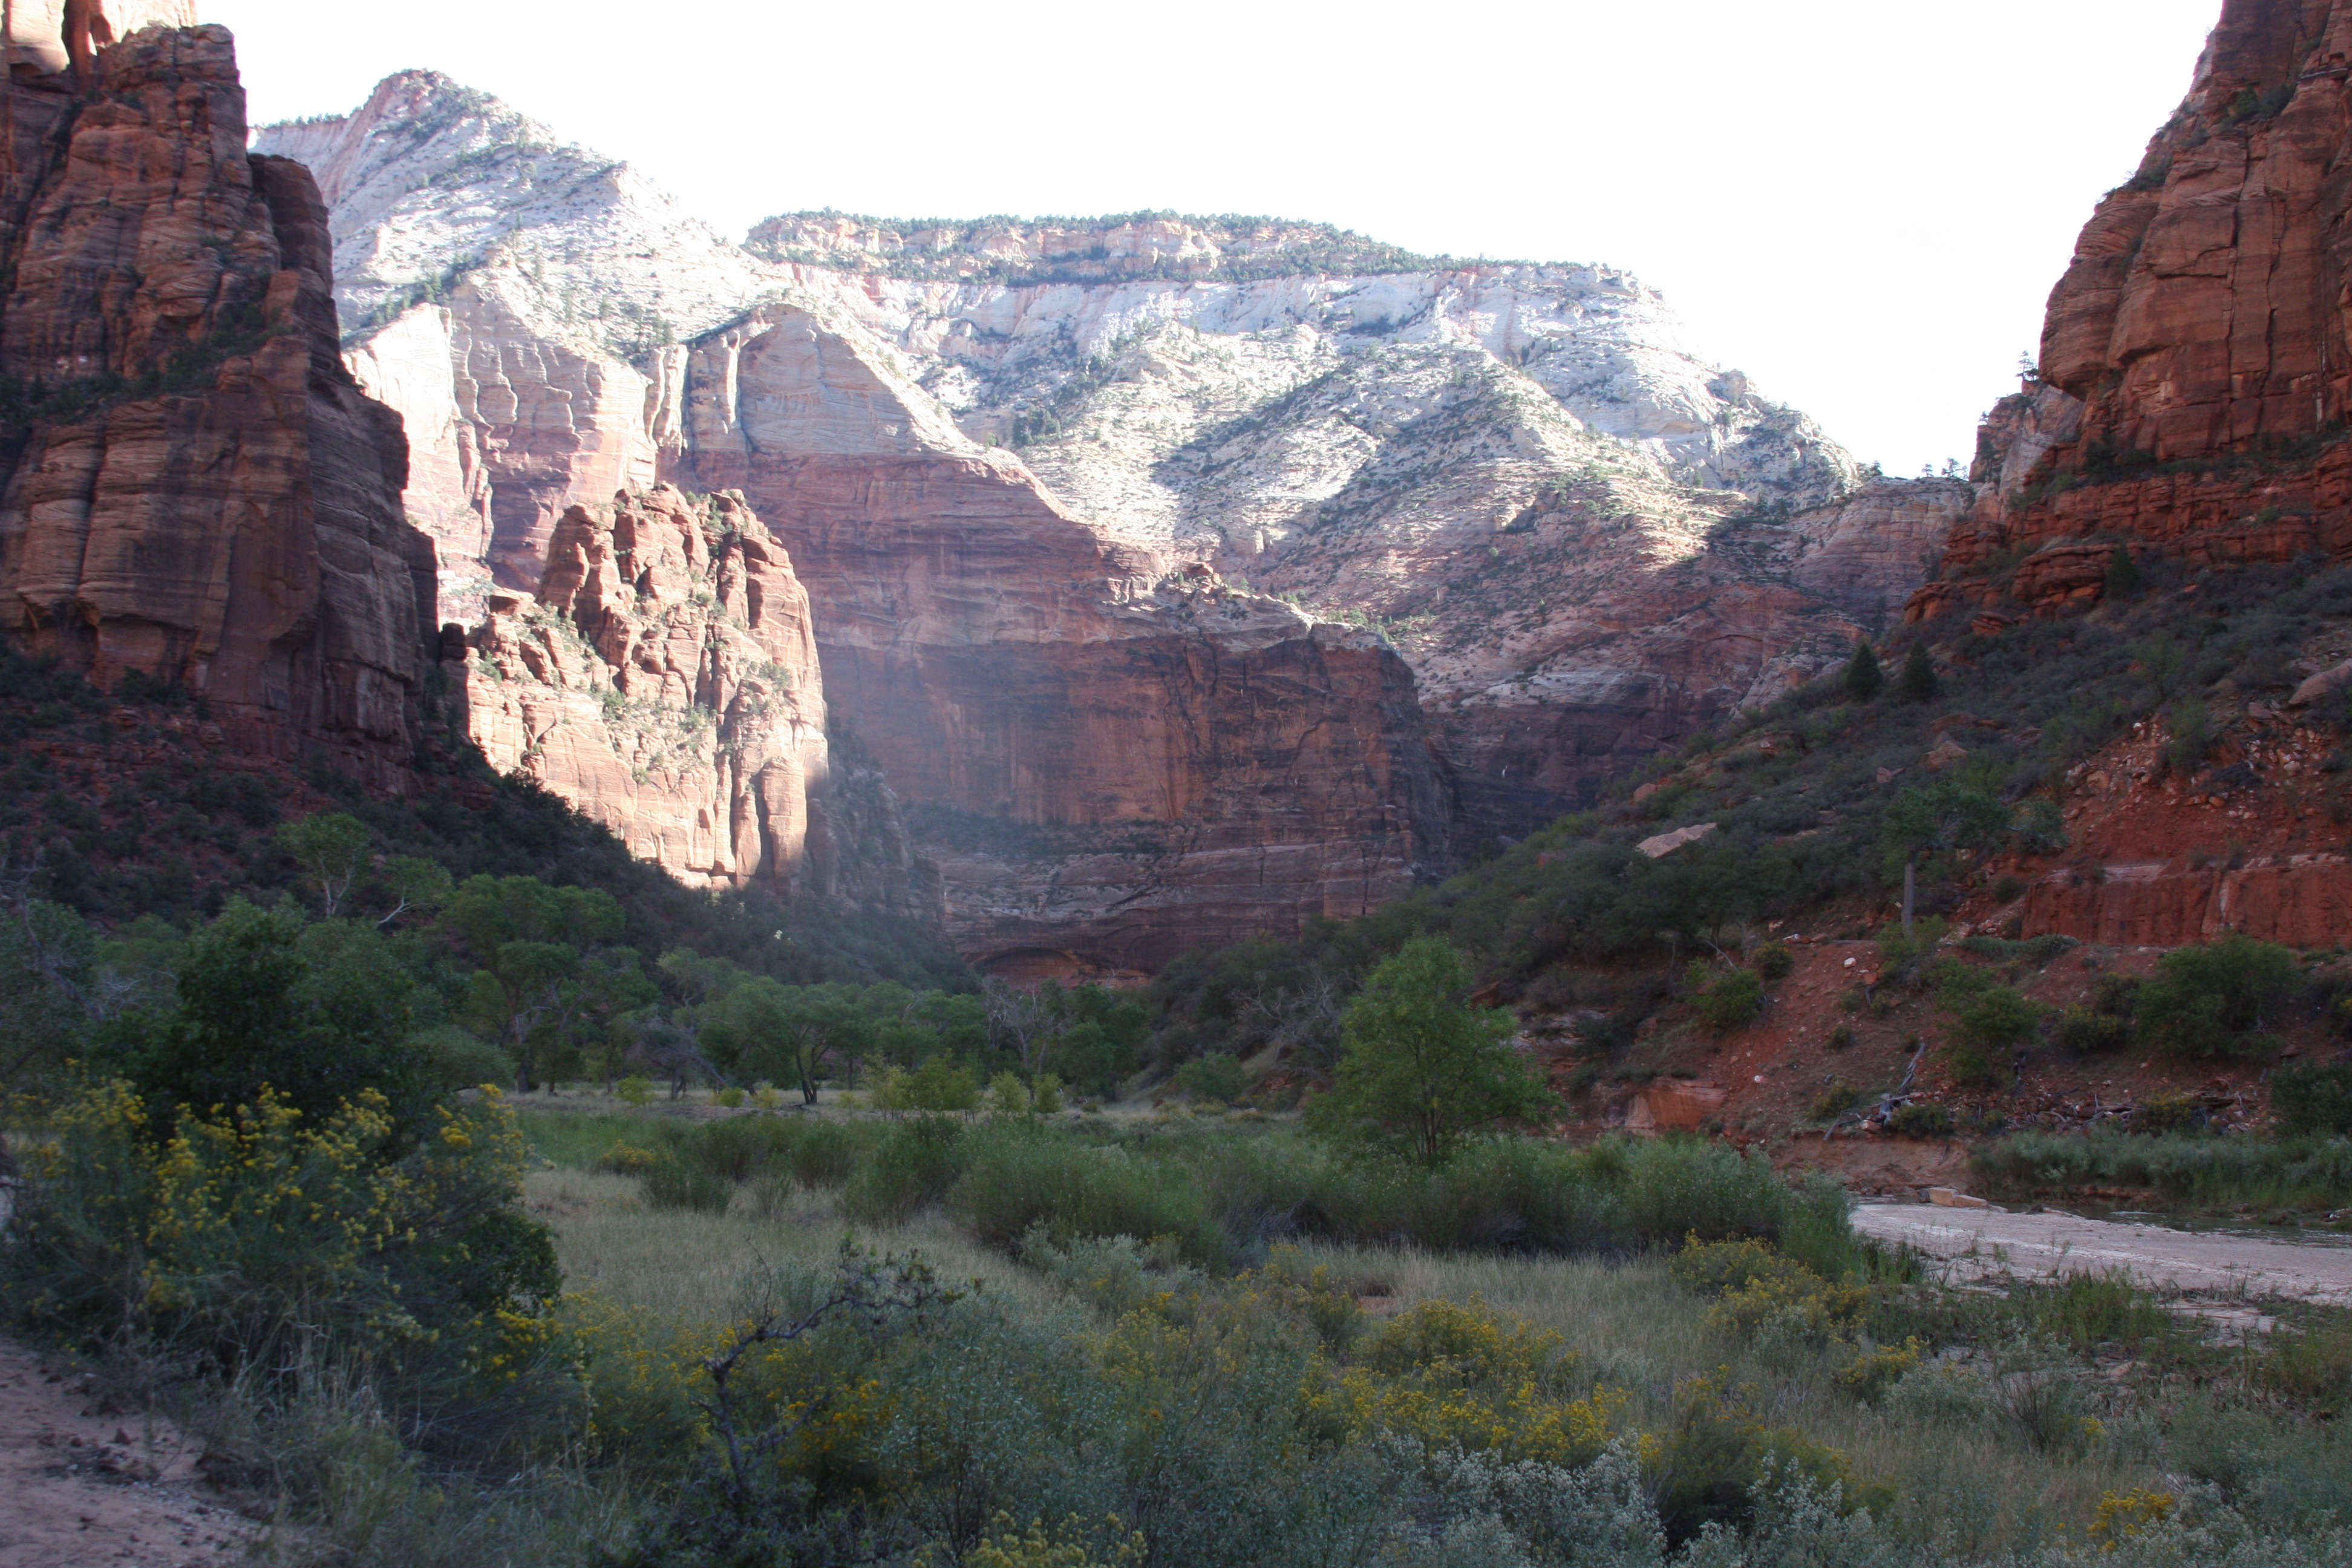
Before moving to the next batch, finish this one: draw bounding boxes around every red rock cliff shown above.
[0,23,430,788]
[1916,0,2352,620]
[459,483,933,915]
[675,308,1455,974]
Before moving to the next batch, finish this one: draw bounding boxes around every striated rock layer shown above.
[675,388,1457,972]
[1915,0,2352,624]
[458,483,928,912]
[0,23,431,789]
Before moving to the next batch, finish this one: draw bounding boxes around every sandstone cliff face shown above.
[0,24,428,790]
[256,72,771,626]
[256,73,1952,964]
[460,484,857,895]
[671,314,1454,970]
[1915,0,2352,622]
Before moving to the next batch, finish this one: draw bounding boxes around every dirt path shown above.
[1852,1201,2352,1304]
[0,1338,255,1568]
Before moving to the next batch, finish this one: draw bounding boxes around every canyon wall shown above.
[0,22,431,790]
[257,76,1953,967]
[458,483,923,910]
[1915,0,2352,622]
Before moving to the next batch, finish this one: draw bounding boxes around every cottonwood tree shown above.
[1306,937,1555,1165]
[279,811,371,917]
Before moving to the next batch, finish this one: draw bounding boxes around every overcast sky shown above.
[205,0,2220,476]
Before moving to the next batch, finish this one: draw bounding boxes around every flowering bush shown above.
[5,1078,562,1409]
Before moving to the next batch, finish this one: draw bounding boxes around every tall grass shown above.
[1973,1129,2352,1210]
[526,1106,1857,1275]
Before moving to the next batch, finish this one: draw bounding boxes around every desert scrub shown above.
[1688,962,1766,1034]
[1313,1296,1630,1466]
[949,1123,1227,1266]
[4,1078,568,1443]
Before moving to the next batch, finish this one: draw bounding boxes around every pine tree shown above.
[1843,641,1884,703]
[1899,640,1939,704]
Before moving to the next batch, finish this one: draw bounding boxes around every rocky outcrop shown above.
[458,484,876,899]
[1914,0,2352,624]
[2024,854,2352,947]
[0,24,430,790]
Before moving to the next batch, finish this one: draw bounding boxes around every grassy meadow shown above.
[318,1096,2350,1567]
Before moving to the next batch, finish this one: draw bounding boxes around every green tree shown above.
[2135,933,2299,1059]
[1843,642,1884,703]
[1882,782,2011,933]
[0,888,106,1093]
[278,811,371,917]
[375,855,452,929]
[2105,547,2143,600]
[702,979,874,1105]
[1306,938,1555,1164]
[1898,641,1938,704]
[116,899,432,1140]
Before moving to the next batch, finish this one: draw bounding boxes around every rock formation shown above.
[256,74,1955,967]
[0,22,430,790]
[459,483,913,905]
[1915,0,2352,624]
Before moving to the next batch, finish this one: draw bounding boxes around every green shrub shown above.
[2022,1270,2171,1353]
[1888,1102,1953,1139]
[987,1070,1032,1117]
[714,1086,745,1109]
[873,1055,982,1113]
[949,1128,1225,1266]
[2131,1092,2200,1135]
[616,1075,653,1106]
[2258,1310,2352,1404]
[2136,933,2299,1059]
[1694,968,1766,1034]
[2053,1005,2128,1056]
[2163,696,2213,774]
[1307,938,1552,1165]
[1649,1370,1880,1543]
[783,1119,868,1188]
[840,1115,967,1224]
[1826,1024,1855,1051]
[2273,1060,2352,1136]
[1808,1082,1860,1122]
[6,1079,561,1410]
[1175,1052,1247,1103]
[642,1152,730,1213]
[1752,941,1794,981]
[678,1116,792,1183]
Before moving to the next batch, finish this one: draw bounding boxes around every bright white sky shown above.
[205,0,2220,477]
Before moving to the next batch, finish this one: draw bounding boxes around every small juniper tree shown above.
[1898,641,1939,704]
[1843,642,1884,703]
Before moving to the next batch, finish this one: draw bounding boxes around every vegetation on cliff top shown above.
[743,208,1478,284]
